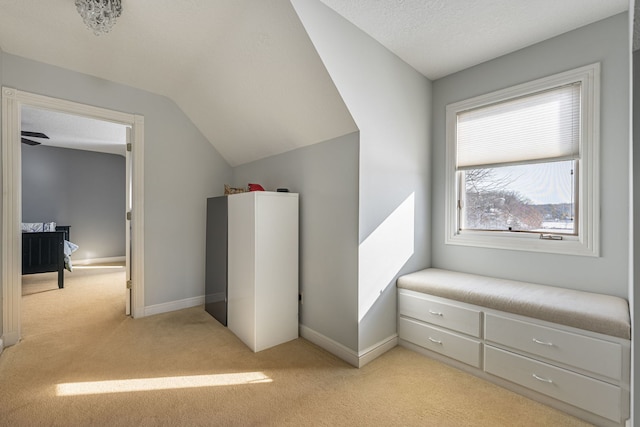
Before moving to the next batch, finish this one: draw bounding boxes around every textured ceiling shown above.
[318,0,628,79]
[0,0,630,164]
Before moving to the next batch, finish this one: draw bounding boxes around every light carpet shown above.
[0,266,591,426]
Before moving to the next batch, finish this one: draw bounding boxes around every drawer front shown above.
[485,313,622,381]
[398,291,482,337]
[399,316,481,368]
[485,346,623,423]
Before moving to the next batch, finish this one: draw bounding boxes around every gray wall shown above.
[432,13,630,299]
[1,52,233,309]
[292,0,432,353]
[22,144,125,261]
[233,133,360,350]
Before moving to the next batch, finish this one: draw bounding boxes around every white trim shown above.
[131,115,145,319]
[144,296,205,317]
[0,338,4,355]
[357,334,398,368]
[299,324,397,368]
[1,88,146,347]
[444,63,600,257]
[2,88,22,347]
[73,256,126,266]
[1,331,19,348]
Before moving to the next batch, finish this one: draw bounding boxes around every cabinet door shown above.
[227,194,257,350]
[254,193,299,351]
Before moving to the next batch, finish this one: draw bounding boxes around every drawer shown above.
[399,316,481,368]
[398,290,482,337]
[485,346,623,423]
[485,313,622,381]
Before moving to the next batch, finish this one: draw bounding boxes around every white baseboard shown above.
[144,295,205,317]
[358,334,399,367]
[0,338,3,355]
[299,324,397,368]
[73,256,126,266]
[1,331,19,347]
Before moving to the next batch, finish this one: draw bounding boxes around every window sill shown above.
[445,230,599,257]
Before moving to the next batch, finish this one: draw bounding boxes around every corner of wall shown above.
[299,324,397,368]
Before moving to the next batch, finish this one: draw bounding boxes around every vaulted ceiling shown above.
[0,0,628,165]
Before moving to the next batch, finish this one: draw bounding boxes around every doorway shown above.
[2,87,145,347]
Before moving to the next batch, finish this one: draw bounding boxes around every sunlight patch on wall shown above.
[56,372,272,396]
[358,193,414,322]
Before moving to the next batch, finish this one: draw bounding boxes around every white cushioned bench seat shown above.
[396,268,630,340]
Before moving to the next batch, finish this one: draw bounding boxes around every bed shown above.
[22,223,77,289]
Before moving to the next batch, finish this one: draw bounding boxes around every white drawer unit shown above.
[398,289,481,337]
[485,313,622,381]
[399,316,481,368]
[485,346,623,423]
[397,287,630,426]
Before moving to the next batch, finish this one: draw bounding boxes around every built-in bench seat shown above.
[397,268,630,339]
[396,268,631,426]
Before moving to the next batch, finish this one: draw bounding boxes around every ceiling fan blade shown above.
[21,131,49,139]
[21,138,41,146]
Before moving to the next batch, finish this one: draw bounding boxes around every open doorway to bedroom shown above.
[1,88,145,348]
[20,106,128,332]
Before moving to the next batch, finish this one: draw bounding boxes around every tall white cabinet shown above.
[227,191,299,352]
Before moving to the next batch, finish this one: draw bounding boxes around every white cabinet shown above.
[227,191,299,352]
[398,288,630,426]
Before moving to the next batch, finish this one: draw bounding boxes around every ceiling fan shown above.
[21,131,49,146]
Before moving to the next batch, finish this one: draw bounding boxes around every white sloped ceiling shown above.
[0,0,357,166]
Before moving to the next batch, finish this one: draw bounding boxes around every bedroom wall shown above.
[0,52,233,311]
[431,13,630,298]
[233,132,360,352]
[22,145,125,262]
[292,0,432,354]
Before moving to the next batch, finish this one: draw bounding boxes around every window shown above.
[445,63,600,256]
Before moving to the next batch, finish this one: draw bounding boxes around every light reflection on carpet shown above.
[56,372,273,396]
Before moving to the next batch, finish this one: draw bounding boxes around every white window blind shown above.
[456,83,581,170]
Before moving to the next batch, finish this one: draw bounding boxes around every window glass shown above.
[461,160,575,234]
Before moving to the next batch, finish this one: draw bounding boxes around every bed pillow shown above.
[22,222,44,232]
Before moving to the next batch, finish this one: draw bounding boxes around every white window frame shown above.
[444,63,600,257]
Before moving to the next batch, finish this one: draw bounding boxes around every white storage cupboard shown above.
[227,191,299,352]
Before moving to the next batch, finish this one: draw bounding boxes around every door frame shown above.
[1,87,145,347]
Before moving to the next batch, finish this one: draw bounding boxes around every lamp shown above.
[75,0,122,36]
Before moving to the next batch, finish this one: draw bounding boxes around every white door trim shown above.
[1,87,146,347]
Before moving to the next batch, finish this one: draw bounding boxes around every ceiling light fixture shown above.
[75,0,122,36]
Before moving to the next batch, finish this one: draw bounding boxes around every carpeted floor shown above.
[0,266,592,426]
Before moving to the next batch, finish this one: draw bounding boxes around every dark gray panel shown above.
[205,196,228,325]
